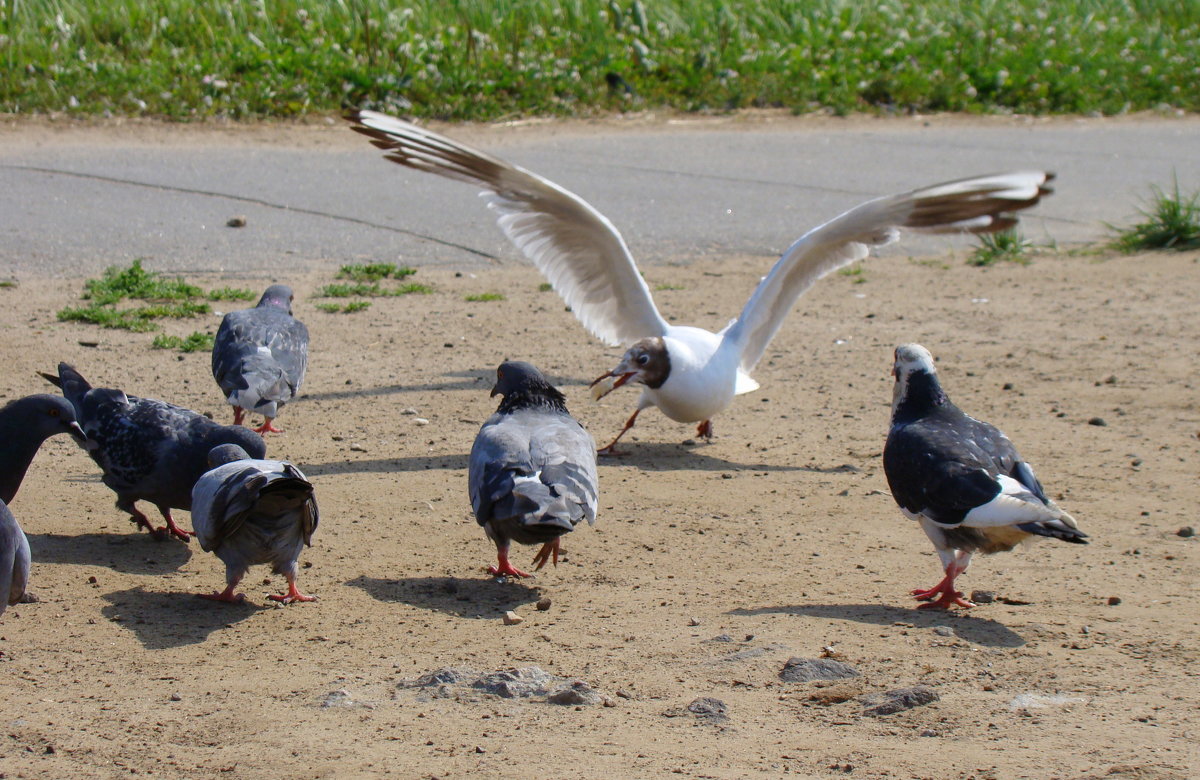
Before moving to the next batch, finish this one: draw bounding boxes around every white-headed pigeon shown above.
[883,344,1087,609]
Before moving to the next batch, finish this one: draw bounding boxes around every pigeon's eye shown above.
[636,354,649,366]
[48,408,60,417]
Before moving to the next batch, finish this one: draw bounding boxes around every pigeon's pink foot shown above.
[268,580,316,604]
[158,515,194,542]
[531,539,561,571]
[911,566,973,609]
[253,418,284,434]
[199,586,246,604]
[488,549,532,578]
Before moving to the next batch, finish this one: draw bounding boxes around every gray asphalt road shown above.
[2,116,1197,277]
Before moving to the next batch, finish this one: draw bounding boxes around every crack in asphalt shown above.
[0,163,500,262]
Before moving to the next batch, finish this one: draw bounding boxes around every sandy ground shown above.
[0,241,1197,779]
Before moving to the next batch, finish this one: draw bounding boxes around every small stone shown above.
[1176,526,1195,538]
[18,591,39,603]
[615,689,632,699]
[1087,417,1107,426]
[919,729,938,737]
[685,697,729,722]
[688,617,702,626]
[503,611,524,625]
[44,744,55,755]
[779,657,860,683]
[321,689,355,708]
[1107,596,1122,606]
[970,590,996,604]
[226,216,247,228]
[331,435,344,441]
[536,597,552,611]
[169,693,182,702]
[474,746,485,754]
[1002,382,1014,391]
[547,681,601,706]
[932,625,955,637]
[349,443,367,452]
[401,407,419,415]
[860,685,939,717]
[705,634,734,643]
[414,418,430,425]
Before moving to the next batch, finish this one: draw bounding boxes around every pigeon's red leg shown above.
[123,504,157,535]
[268,573,316,604]
[199,580,246,604]
[912,562,974,609]
[531,539,561,571]
[488,545,533,578]
[253,417,284,434]
[598,409,641,456]
[696,419,713,440]
[232,406,246,426]
[157,509,194,542]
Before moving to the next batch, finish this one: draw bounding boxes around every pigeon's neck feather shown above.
[893,371,949,424]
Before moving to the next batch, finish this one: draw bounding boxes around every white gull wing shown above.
[349,110,669,347]
[724,171,1054,374]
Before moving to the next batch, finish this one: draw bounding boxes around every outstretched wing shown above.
[726,171,1054,373]
[348,110,669,347]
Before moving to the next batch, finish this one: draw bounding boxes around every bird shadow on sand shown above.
[346,575,541,618]
[301,370,599,403]
[303,454,469,477]
[101,586,266,649]
[727,602,1026,648]
[601,442,817,473]
[28,532,194,574]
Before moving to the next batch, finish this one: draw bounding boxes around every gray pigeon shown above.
[884,344,1087,609]
[0,394,86,505]
[42,363,267,542]
[212,284,308,434]
[0,393,83,618]
[0,501,29,618]
[191,444,318,604]
[469,361,598,578]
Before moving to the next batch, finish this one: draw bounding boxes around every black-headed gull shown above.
[212,284,309,434]
[469,361,598,578]
[191,443,319,604]
[348,110,1054,452]
[41,363,267,542]
[883,344,1087,609]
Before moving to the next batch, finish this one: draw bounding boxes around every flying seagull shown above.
[348,110,1054,452]
[42,363,267,542]
[883,344,1087,609]
[469,361,598,578]
[191,444,319,604]
[212,284,309,434]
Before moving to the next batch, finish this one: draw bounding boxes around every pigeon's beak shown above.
[489,384,500,398]
[67,420,87,443]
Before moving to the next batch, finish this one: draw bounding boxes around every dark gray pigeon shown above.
[0,393,86,505]
[0,394,85,616]
[883,344,1087,609]
[469,361,598,578]
[42,363,267,542]
[212,284,308,434]
[0,501,29,618]
[191,444,318,604]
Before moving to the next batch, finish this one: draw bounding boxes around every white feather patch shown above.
[962,474,1063,527]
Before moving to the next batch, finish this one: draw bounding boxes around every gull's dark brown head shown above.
[590,337,670,400]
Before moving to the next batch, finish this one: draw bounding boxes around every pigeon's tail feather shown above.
[43,363,94,411]
[1018,509,1088,544]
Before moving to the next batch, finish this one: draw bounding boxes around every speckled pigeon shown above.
[469,361,598,578]
[212,284,308,434]
[0,393,83,617]
[42,363,267,542]
[883,344,1087,609]
[191,444,318,604]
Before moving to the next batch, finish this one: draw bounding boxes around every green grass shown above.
[151,331,215,352]
[205,287,257,302]
[58,301,211,331]
[968,228,1033,266]
[465,292,505,302]
[654,283,685,291]
[314,281,432,297]
[838,265,867,283]
[1111,179,1200,253]
[336,263,417,282]
[537,282,554,292]
[3,0,1196,120]
[316,300,373,313]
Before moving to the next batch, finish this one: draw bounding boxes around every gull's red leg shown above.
[598,409,641,456]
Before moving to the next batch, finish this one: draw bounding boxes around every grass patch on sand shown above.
[1111,179,1200,253]
[151,331,215,352]
[968,228,1034,266]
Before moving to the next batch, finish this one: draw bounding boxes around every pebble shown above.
[932,625,955,637]
[919,729,938,737]
[536,597,552,611]
[1177,526,1195,538]
[1087,417,1107,426]
[349,443,366,452]
[688,617,702,626]
[414,418,430,426]
[860,685,939,717]
[321,689,355,708]
[547,681,602,706]
[685,697,729,723]
[503,611,524,625]
[970,590,997,604]
[779,657,860,683]
[401,408,419,415]
[226,216,247,228]
[169,693,182,702]
[1107,596,1122,606]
